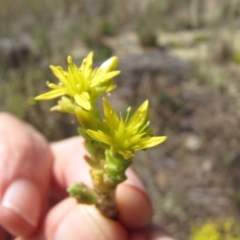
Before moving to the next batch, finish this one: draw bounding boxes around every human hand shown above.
[0,113,174,240]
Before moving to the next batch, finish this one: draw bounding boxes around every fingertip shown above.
[0,205,35,238]
[0,226,10,240]
[117,184,152,229]
[54,205,127,240]
[0,179,42,237]
[40,199,128,240]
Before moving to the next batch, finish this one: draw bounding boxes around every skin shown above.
[0,113,175,240]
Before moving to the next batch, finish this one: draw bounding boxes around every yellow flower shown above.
[35,52,120,111]
[190,221,220,240]
[86,98,167,159]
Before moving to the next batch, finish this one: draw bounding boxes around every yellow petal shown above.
[106,84,117,92]
[124,133,144,148]
[76,109,103,130]
[50,65,69,87]
[86,130,113,146]
[134,136,167,150]
[35,89,66,100]
[68,61,83,90]
[91,71,120,87]
[82,52,93,79]
[99,56,118,73]
[118,150,133,160]
[127,100,149,129]
[74,92,91,110]
[102,98,119,130]
[85,52,93,67]
[46,82,62,89]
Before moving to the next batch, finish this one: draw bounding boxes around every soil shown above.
[107,49,240,239]
[2,29,240,240]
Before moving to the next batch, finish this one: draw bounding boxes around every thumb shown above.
[32,198,127,240]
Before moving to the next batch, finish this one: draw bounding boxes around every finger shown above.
[117,179,152,229]
[32,198,128,240]
[50,136,91,189]
[0,226,10,240]
[0,113,52,238]
[51,137,152,229]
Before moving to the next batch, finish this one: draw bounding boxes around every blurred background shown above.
[1,0,240,239]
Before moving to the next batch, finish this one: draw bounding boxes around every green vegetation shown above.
[190,219,240,240]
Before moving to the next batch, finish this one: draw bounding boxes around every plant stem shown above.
[90,149,132,219]
[70,140,132,219]
[95,188,118,219]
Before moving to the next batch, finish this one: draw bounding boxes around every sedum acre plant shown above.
[190,219,240,240]
[35,52,167,219]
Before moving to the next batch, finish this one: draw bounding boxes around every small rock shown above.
[185,134,202,151]
[0,34,37,68]
[155,172,169,190]
[202,160,213,172]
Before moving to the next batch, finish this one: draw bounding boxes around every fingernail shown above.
[1,179,41,226]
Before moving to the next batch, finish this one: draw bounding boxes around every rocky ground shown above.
[130,60,240,239]
[102,31,240,239]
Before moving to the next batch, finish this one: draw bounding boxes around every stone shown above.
[0,35,37,68]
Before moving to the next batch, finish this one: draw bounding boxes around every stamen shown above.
[125,107,131,124]
[82,59,87,66]
[67,56,73,64]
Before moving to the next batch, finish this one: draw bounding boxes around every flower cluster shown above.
[36,52,167,160]
[35,52,119,112]
[84,98,166,159]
